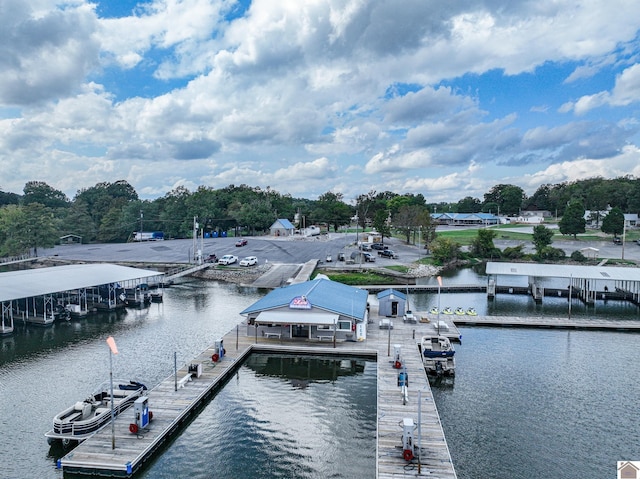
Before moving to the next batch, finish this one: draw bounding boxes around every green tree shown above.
[430,237,461,264]
[470,228,499,258]
[601,207,625,238]
[0,203,58,255]
[313,192,352,232]
[23,181,69,208]
[532,224,554,254]
[558,200,586,239]
[372,209,391,242]
[483,184,525,216]
[456,196,482,213]
[393,205,426,244]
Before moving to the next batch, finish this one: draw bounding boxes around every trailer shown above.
[133,231,164,241]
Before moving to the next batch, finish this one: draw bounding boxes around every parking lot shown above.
[39,231,639,266]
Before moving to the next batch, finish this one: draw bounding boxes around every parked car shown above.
[337,252,346,261]
[359,243,372,251]
[378,249,398,259]
[370,243,388,250]
[326,254,332,262]
[613,237,622,245]
[204,254,217,263]
[218,254,238,265]
[362,252,376,262]
[239,256,258,266]
[235,238,248,247]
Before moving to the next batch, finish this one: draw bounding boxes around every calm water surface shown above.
[432,327,640,479]
[1,271,639,479]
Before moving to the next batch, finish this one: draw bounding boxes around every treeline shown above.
[0,176,639,257]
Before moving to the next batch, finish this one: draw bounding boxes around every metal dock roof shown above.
[486,262,640,281]
[0,264,163,302]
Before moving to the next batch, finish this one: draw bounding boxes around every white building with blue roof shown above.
[377,289,407,317]
[269,218,295,237]
[240,278,369,341]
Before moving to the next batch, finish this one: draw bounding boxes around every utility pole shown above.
[139,210,143,234]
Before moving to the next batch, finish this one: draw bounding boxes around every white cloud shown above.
[2,0,640,203]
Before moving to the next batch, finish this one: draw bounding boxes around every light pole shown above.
[106,336,119,449]
[437,276,442,335]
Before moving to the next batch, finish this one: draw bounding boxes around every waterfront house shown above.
[240,278,369,341]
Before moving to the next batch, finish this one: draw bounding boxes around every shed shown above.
[377,288,406,317]
[59,234,82,245]
[270,218,295,237]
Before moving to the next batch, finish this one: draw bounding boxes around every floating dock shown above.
[59,309,457,478]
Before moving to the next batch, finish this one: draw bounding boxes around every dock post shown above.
[174,352,177,391]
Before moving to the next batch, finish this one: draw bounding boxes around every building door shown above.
[391,301,398,316]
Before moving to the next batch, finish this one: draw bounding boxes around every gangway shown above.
[164,263,211,282]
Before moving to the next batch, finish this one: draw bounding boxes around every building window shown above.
[337,321,351,331]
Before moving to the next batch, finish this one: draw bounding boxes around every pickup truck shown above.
[378,249,398,259]
[218,254,238,265]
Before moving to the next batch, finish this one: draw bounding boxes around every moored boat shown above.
[442,307,453,315]
[466,307,477,316]
[454,307,465,315]
[421,335,455,358]
[45,380,146,447]
[429,307,439,315]
[421,335,455,376]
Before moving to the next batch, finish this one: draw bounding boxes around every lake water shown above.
[1,271,639,479]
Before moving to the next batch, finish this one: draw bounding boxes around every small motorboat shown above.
[45,380,146,447]
[421,336,456,376]
[466,308,477,316]
[429,307,439,315]
[421,336,455,359]
[454,307,466,315]
[442,307,453,315]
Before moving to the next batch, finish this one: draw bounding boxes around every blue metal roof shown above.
[376,288,406,300]
[240,278,368,321]
[272,218,295,230]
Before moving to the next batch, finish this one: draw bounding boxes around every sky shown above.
[2,0,640,204]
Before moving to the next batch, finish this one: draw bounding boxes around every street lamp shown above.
[106,336,119,449]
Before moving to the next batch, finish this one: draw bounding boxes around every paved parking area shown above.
[38,231,639,266]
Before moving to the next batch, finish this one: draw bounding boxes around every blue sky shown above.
[1,0,640,203]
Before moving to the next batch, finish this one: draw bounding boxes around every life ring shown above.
[212,353,219,362]
[352,323,356,332]
[129,423,139,434]
[403,449,414,461]
[223,348,226,355]
[394,360,401,369]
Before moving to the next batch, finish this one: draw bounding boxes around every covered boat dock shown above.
[486,262,640,306]
[0,264,164,334]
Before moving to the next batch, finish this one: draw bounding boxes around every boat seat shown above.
[63,412,82,423]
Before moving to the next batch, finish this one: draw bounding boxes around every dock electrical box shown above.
[133,396,150,430]
[215,339,224,360]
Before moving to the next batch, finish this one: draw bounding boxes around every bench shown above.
[264,332,281,339]
[177,373,192,389]
[317,335,333,341]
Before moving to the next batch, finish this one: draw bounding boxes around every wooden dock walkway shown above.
[453,315,640,331]
[59,312,457,478]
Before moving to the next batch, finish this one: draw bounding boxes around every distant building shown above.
[584,209,638,228]
[269,218,295,237]
[432,213,499,226]
[59,234,82,245]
